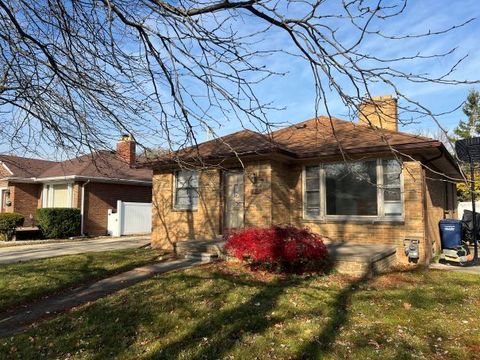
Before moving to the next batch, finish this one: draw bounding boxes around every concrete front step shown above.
[175,239,225,256]
[184,252,219,261]
[325,242,397,276]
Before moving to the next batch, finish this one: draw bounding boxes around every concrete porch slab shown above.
[324,241,397,276]
[324,241,397,262]
[174,239,397,276]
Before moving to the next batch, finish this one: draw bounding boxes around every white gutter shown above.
[1,175,151,186]
[80,180,91,236]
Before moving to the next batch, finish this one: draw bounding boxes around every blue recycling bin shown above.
[439,219,463,249]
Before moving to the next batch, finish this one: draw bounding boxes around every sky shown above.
[206,0,480,140]
[1,0,479,157]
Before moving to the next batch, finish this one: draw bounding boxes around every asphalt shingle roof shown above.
[148,116,442,166]
[0,155,58,178]
[0,151,151,182]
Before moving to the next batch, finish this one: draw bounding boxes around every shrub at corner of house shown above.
[35,208,81,239]
[224,225,329,273]
[0,212,25,241]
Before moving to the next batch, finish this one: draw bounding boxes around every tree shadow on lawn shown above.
[147,270,305,359]
[0,254,96,312]
[3,264,451,360]
[293,270,371,358]
[296,266,476,359]
[0,251,159,314]
[1,266,293,359]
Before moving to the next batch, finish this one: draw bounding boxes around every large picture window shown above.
[174,170,199,210]
[304,159,403,220]
[325,161,378,216]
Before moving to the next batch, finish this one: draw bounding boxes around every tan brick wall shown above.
[271,161,298,224]
[152,169,222,249]
[286,160,425,264]
[244,161,273,227]
[84,182,151,236]
[10,182,42,226]
[151,158,455,264]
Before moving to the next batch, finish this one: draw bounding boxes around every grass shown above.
[0,264,480,359]
[1,263,480,359]
[0,248,166,313]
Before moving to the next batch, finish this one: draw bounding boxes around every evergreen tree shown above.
[453,89,480,139]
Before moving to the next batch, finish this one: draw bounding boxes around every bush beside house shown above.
[0,213,25,241]
[225,225,329,273]
[35,208,81,239]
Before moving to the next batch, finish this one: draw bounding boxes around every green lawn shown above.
[0,248,166,313]
[1,263,480,359]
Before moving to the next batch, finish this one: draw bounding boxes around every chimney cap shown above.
[361,94,397,102]
[120,134,133,141]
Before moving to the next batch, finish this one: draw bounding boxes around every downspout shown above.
[80,180,91,236]
[422,167,431,269]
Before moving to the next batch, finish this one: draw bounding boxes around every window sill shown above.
[302,218,405,225]
[172,207,198,212]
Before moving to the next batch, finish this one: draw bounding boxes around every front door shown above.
[224,171,245,230]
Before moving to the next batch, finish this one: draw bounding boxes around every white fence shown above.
[107,200,152,237]
[457,201,480,220]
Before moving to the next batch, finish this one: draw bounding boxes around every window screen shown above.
[304,166,320,217]
[174,170,199,209]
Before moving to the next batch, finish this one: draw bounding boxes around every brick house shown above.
[0,136,152,235]
[148,96,460,264]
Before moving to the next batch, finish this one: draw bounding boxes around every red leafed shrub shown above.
[224,225,329,273]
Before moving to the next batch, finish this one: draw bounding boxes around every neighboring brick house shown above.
[147,96,460,264]
[0,136,152,235]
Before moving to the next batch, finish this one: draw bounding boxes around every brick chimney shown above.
[116,134,136,167]
[359,95,398,132]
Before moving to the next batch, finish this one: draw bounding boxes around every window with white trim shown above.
[174,170,199,210]
[304,165,321,218]
[42,183,73,208]
[382,159,403,216]
[304,159,403,220]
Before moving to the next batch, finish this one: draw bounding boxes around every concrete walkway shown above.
[430,261,480,274]
[0,258,207,338]
[0,235,151,265]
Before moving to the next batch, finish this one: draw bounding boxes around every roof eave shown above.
[3,175,151,185]
[144,147,296,169]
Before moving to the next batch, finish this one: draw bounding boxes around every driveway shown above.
[0,235,151,265]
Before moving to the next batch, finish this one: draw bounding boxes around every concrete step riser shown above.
[176,245,223,255]
[184,252,219,261]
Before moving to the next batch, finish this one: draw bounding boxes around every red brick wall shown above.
[10,182,42,226]
[84,182,151,235]
[116,139,136,166]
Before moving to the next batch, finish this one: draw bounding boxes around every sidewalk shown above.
[430,261,480,274]
[0,235,150,265]
[0,258,207,338]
